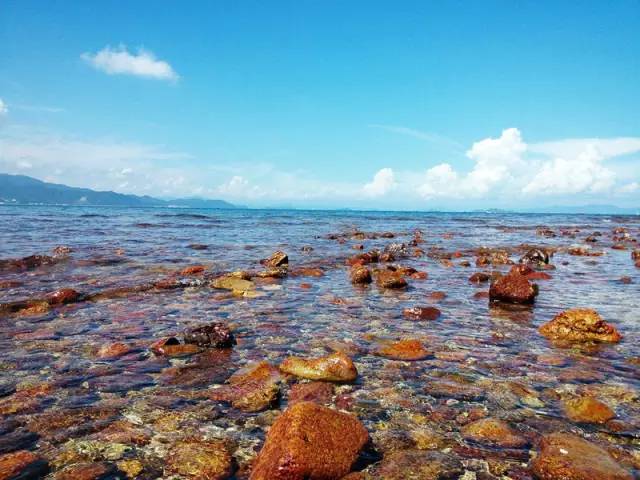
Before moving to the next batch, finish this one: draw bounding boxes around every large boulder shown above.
[539,309,622,343]
[489,270,538,304]
[249,402,369,480]
[531,432,633,480]
[280,352,357,382]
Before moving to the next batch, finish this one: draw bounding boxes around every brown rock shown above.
[369,450,463,480]
[54,462,117,480]
[531,432,632,480]
[469,272,490,283]
[461,418,527,448]
[288,382,334,406]
[427,291,447,301]
[563,396,615,423]
[280,351,358,382]
[489,271,538,304]
[183,323,235,348]
[376,270,407,289]
[97,342,132,359]
[539,309,622,343]
[375,339,431,361]
[350,265,372,285]
[46,288,81,305]
[180,265,206,275]
[261,250,288,268]
[210,361,282,412]
[0,450,48,480]
[402,306,441,321]
[425,379,484,401]
[166,439,234,480]
[249,402,369,480]
[150,337,202,357]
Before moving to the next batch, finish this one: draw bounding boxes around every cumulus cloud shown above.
[0,98,8,116]
[81,45,178,81]
[363,168,396,197]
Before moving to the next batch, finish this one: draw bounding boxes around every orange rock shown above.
[350,265,372,285]
[461,418,527,448]
[180,265,206,275]
[261,251,288,268]
[280,351,358,382]
[166,439,234,479]
[97,342,132,359]
[539,309,622,343]
[150,337,202,357]
[288,381,334,406]
[563,396,615,423]
[489,271,538,304]
[376,270,407,289]
[210,361,282,412]
[249,402,369,480]
[54,462,115,480]
[376,339,431,361]
[0,451,48,480]
[402,306,441,321]
[532,432,632,480]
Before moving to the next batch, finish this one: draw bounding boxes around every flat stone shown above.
[280,351,358,382]
[563,396,615,423]
[461,417,527,448]
[375,339,432,361]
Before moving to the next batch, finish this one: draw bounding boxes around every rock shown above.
[54,462,119,480]
[288,382,334,406]
[183,323,235,348]
[350,265,372,285]
[166,439,234,480]
[211,276,255,294]
[375,339,431,361]
[187,243,209,250]
[210,362,282,412]
[97,342,132,359]
[461,418,527,448]
[531,432,633,480]
[261,251,288,268]
[280,351,358,382]
[376,270,408,289]
[346,251,379,266]
[489,271,538,304]
[0,450,49,480]
[424,379,484,401]
[632,249,640,261]
[249,402,369,480]
[180,265,206,275]
[46,288,81,305]
[469,272,490,283]
[52,245,73,256]
[563,396,615,423]
[0,254,59,273]
[539,309,622,343]
[369,450,463,480]
[402,306,441,321]
[520,248,550,265]
[150,337,201,357]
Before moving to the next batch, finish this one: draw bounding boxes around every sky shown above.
[1,1,639,210]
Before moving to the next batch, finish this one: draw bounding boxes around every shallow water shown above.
[0,206,639,479]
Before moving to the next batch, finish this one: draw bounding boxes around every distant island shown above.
[0,173,239,208]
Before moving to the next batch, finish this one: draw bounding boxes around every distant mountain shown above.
[0,173,238,209]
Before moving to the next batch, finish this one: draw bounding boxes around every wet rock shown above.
[376,270,407,289]
[150,337,202,357]
[210,276,255,294]
[180,265,206,275]
[568,246,603,256]
[350,265,372,285]
[97,342,132,359]
[402,306,441,321]
[563,396,615,423]
[520,248,550,265]
[369,449,464,480]
[250,402,369,480]
[461,418,527,448]
[0,450,49,480]
[0,254,59,273]
[425,379,484,401]
[0,429,38,455]
[289,381,334,406]
[469,272,490,283]
[188,243,209,250]
[489,271,538,305]
[183,323,235,348]
[476,249,512,266]
[375,339,431,361]
[52,245,73,256]
[427,291,447,301]
[280,351,358,382]
[531,432,633,480]
[210,361,282,412]
[346,251,379,266]
[261,250,288,268]
[54,462,120,480]
[165,439,234,480]
[539,309,622,343]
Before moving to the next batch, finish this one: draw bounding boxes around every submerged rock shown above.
[165,439,234,480]
[424,379,484,401]
[210,361,282,412]
[211,276,255,295]
[183,323,235,348]
[563,396,615,423]
[539,309,622,343]
[369,449,463,480]
[461,418,527,448]
[0,450,49,480]
[249,402,369,480]
[531,432,633,480]
[402,306,441,321]
[150,337,202,357]
[375,339,431,361]
[280,351,358,382]
[46,288,81,305]
[350,265,372,285]
[376,270,407,289]
[489,270,538,304]
[288,381,334,406]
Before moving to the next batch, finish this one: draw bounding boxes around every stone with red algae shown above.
[461,417,527,448]
[0,450,48,480]
[376,270,407,289]
[563,396,615,423]
[402,306,441,321]
[489,271,538,304]
[166,439,234,480]
[249,402,369,480]
[46,288,81,305]
[375,339,431,361]
[531,432,633,480]
[539,309,622,343]
[350,265,372,285]
[280,351,358,382]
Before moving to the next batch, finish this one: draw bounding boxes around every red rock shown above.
[210,361,282,412]
[249,402,369,480]
[151,337,202,357]
[489,271,538,304]
[539,309,622,343]
[461,418,527,448]
[369,450,463,479]
[402,306,441,321]
[97,342,132,359]
[376,270,407,289]
[375,339,431,361]
[563,396,615,423]
[0,450,48,480]
[288,382,334,406]
[180,265,206,275]
[350,265,372,285]
[469,272,490,283]
[46,288,81,305]
[299,283,312,289]
[410,271,428,280]
[472,291,489,300]
[346,251,378,266]
[532,432,632,480]
[526,271,553,280]
[261,251,288,268]
[427,291,447,301]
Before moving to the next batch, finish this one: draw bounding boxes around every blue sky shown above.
[1,1,639,209]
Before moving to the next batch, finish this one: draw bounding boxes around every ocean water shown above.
[0,205,639,478]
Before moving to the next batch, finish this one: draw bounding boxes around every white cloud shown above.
[619,182,639,194]
[81,45,178,81]
[0,98,8,116]
[363,168,396,197]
